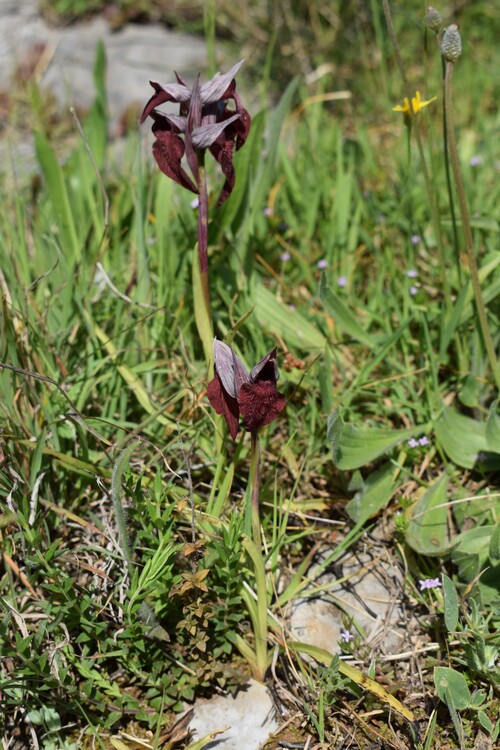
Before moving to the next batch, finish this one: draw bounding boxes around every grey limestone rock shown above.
[0,1,206,126]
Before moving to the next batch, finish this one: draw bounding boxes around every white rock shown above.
[290,545,406,655]
[187,679,279,750]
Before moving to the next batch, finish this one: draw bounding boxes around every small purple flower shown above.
[263,206,273,217]
[340,630,354,643]
[190,197,200,209]
[409,285,418,296]
[337,276,347,288]
[317,259,328,270]
[469,155,483,167]
[289,304,296,312]
[408,438,419,448]
[280,251,291,263]
[406,269,418,278]
[419,577,441,591]
[411,234,421,245]
[418,436,429,446]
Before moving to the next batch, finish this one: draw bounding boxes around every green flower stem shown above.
[250,430,261,551]
[382,0,450,309]
[441,56,461,283]
[404,123,414,242]
[443,62,500,391]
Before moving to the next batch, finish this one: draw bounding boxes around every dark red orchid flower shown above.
[141,61,251,205]
[207,340,286,439]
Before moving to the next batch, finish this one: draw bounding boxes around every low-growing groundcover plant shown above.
[1,2,500,749]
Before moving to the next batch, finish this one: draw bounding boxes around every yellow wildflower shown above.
[393,91,436,115]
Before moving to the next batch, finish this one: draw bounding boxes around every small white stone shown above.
[187,679,278,750]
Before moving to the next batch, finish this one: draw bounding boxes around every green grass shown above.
[1,2,500,748]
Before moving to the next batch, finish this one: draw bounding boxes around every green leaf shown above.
[26,443,112,478]
[83,39,107,168]
[92,38,106,99]
[489,521,500,562]
[435,405,489,469]
[458,373,481,408]
[406,473,453,556]
[242,537,269,679]
[471,689,487,708]
[185,728,229,750]
[287,642,414,721]
[192,248,214,364]
[353,320,410,387]
[249,77,300,222]
[478,711,493,734]
[319,274,373,347]
[439,282,470,360]
[434,667,471,710]
[486,400,500,452]
[254,281,326,351]
[328,408,429,470]
[452,549,480,583]
[346,462,396,524]
[29,428,46,488]
[442,574,459,632]
[128,532,179,616]
[493,720,500,745]
[318,346,335,414]
[453,525,495,561]
[469,217,500,231]
[459,251,500,324]
[451,525,495,585]
[91,318,177,429]
[26,709,44,725]
[35,131,80,260]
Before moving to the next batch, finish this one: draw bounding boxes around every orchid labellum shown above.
[207,340,286,439]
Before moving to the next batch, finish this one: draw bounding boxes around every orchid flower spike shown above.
[141,61,251,205]
[207,340,286,439]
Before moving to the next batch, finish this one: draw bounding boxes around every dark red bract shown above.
[141,61,251,205]
[207,340,286,439]
[206,371,240,441]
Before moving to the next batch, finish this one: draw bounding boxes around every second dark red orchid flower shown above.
[207,340,286,439]
[140,61,251,206]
